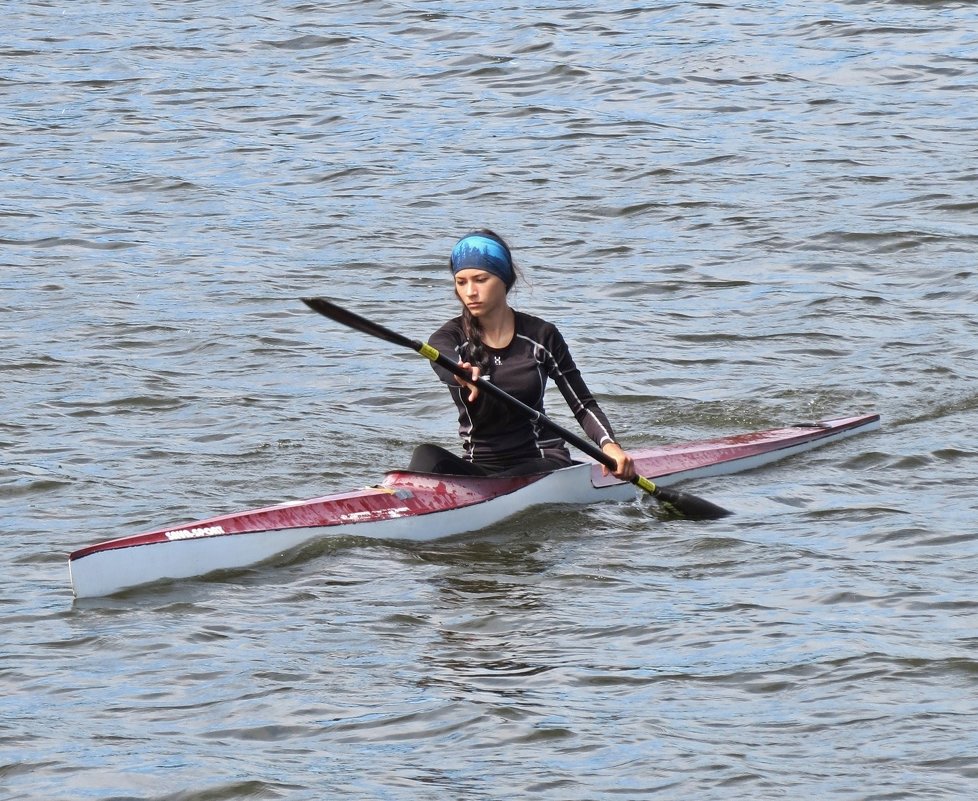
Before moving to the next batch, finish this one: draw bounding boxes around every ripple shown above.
[4,0,978,798]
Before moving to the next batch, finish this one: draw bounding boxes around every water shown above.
[3,1,977,799]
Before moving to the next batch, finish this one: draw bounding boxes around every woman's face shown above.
[454,269,508,317]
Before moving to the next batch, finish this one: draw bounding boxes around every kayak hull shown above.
[68,414,879,598]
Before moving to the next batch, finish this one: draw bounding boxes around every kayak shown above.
[68,413,880,598]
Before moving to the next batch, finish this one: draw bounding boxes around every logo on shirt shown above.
[493,356,503,365]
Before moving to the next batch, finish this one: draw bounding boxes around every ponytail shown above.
[461,305,491,374]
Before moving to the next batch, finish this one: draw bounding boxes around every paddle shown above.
[301,297,731,520]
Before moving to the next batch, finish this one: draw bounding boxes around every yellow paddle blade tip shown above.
[635,476,657,494]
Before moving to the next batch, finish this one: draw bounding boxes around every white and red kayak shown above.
[68,413,880,598]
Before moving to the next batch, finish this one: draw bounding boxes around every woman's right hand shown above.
[601,442,636,480]
[454,361,481,402]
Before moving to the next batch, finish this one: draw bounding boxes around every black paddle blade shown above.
[301,297,417,351]
[652,486,732,520]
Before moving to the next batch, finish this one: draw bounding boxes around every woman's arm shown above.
[429,318,482,402]
[547,325,636,479]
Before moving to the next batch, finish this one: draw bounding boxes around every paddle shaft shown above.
[302,297,650,489]
[420,343,654,484]
[300,297,731,519]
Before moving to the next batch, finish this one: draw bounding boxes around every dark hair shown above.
[449,229,518,375]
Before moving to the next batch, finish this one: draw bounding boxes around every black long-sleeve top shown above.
[428,311,618,471]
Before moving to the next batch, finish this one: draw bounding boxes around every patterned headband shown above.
[450,234,515,288]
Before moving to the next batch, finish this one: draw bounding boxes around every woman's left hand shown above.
[454,361,481,403]
[601,442,636,480]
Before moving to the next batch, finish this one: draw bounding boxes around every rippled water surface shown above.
[3,2,977,799]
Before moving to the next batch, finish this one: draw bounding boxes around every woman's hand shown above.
[601,442,636,480]
[454,361,481,402]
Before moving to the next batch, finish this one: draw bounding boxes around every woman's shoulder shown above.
[431,315,465,338]
[514,310,562,341]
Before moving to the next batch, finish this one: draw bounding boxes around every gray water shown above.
[3,2,977,799]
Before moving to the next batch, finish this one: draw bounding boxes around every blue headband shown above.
[450,234,515,288]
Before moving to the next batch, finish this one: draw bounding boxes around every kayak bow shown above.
[68,414,880,598]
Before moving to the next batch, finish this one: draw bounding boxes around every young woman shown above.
[408,230,636,480]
